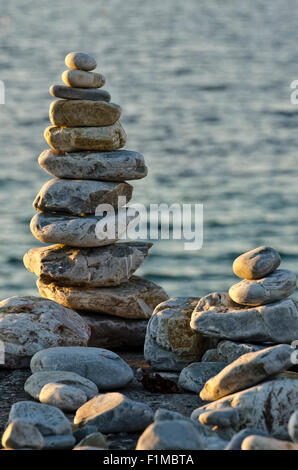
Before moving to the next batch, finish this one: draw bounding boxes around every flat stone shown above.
[215,340,266,363]
[37,276,169,320]
[76,432,108,449]
[144,297,212,371]
[233,246,281,280]
[74,392,153,433]
[44,122,126,152]
[191,292,298,343]
[39,383,88,411]
[2,420,44,449]
[136,419,204,450]
[241,435,298,450]
[200,344,293,401]
[192,373,298,439]
[0,296,90,368]
[178,362,228,394]
[24,242,151,287]
[33,178,132,216]
[50,100,121,127]
[30,346,134,390]
[50,85,111,102]
[62,69,105,88]
[82,313,147,350]
[38,149,148,181]
[24,370,98,400]
[288,410,298,442]
[65,52,97,71]
[8,401,72,437]
[225,428,272,450]
[229,269,297,306]
[30,209,139,247]
[199,408,239,428]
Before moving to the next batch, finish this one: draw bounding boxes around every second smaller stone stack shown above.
[24,52,168,351]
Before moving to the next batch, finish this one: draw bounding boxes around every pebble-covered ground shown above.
[0,352,201,450]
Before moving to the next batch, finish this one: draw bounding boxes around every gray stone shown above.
[191,373,298,439]
[37,276,169,320]
[24,370,98,400]
[30,346,134,390]
[200,344,293,401]
[30,209,139,247]
[136,419,204,450]
[178,362,228,394]
[39,383,88,411]
[1,420,44,450]
[74,392,153,433]
[241,435,298,450]
[201,349,218,362]
[225,428,271,450]
[144,297,212,371]
[44,122,126,152]
[0,296,90,368]
[233,246,281,280]
[83,313,147,350]
[65,52,97,71]
[24,242,151,287]
[199,408,239,428]
[191,292,298,343]
[62,69,105,88]
[50,85,111,102]
[50,100,121,127]
[154,408,186,422]
[33,178,132,216]
[73,424,98,443]
[216,340,266,363]
[288,410,298,442]
[38,149,148,181]
[229,269,297,306]
[8,401,72,437]
[75,433,108,449]
[43,434,75,450]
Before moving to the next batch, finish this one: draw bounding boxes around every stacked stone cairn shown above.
[142,246,298,450]
[23,52,168,350]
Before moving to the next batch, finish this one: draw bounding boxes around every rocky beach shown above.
[0,52,297,452]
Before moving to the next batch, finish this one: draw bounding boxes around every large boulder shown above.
[0,296,90,368]
[191,373,298,439]
[30,346,133,390]
[144,297,212,371]
[191,292,298,343]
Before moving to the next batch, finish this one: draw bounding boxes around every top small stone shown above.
[65,52,97,71]
[233,246,280,280]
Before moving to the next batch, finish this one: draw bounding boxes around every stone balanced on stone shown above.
[24,52,168,349]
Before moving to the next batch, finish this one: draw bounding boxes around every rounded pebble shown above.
[65,52,97,71]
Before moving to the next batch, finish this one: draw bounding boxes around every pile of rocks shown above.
[143,246,298,449]
[24,52,168,350]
